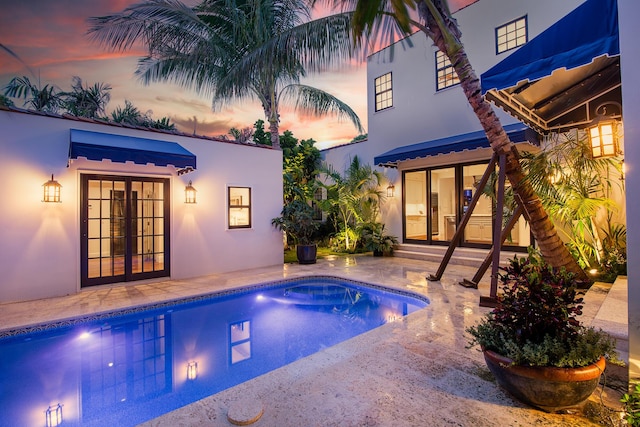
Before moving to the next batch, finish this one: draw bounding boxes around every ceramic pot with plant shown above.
[466,249,619,412]
[272,200,320,264]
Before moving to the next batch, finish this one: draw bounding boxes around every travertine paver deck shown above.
[0,255,627,426]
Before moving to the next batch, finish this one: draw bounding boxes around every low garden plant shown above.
[467,249,619,367]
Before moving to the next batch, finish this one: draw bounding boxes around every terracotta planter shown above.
[483,350,606,412]
[296,244,317,264]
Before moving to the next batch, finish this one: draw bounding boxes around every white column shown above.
[618,0,640,383]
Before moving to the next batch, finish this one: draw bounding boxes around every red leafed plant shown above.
[467,249,618,367]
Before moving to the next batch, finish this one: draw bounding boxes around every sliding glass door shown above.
[402,162,530,249]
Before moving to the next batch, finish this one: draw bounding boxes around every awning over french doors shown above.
[69,129,197,174]
[480,0,621,134]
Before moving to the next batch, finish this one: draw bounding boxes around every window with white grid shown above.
[496,16,528,54]
[374,73,393,111]
[435,51,460,91]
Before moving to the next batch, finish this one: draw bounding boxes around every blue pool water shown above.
[0,277,428,426]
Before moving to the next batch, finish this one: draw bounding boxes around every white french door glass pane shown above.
[431,167,455,241]
[404,171,427,240]
[463,163,494,244]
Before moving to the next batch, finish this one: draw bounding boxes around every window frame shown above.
[227,186,252,229]
[374,72,393,112]
[435,50,460,91]
[495,16,528,55]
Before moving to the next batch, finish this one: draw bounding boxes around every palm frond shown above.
[280,84,363,133]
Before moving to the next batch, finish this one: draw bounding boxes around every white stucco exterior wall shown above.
[618,0,639,382]
[322,0,584,241]
[0,109,283,303]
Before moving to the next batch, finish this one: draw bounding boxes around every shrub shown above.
[467,249,618,367]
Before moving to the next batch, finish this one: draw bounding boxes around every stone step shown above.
[394,243,522,268]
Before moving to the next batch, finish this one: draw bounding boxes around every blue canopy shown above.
[69,129,196,172]
[481,0,619,93]
[374,123,538,167]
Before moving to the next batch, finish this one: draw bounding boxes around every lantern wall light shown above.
[45,403,63,427]
[43,174,62,203]
[185,181,197,204]
[588,102,621,159]
[386,184,395,198]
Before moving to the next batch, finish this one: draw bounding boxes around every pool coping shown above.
[0,275,430,340]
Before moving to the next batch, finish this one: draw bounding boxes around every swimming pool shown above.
[0,276,428,426]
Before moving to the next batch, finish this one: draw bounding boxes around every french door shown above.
[80,174,170,287]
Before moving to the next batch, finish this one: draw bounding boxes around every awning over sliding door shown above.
[374,123,538,168]
[480,0,620,134]
[69,129,196,173]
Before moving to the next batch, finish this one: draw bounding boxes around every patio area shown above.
[0,255,628,426]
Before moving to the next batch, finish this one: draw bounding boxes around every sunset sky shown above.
[0,0,472,149]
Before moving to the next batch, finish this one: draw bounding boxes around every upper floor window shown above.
[435,51,460,91]
[496,16,528,54]
[228,186,251,229]
[374,72,393,111]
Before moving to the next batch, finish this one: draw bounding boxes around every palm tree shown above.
[323,0,585,277]
[61,76,112,119]
[4,76,62,113]
[111,99,143,125]
[87,0,363,149]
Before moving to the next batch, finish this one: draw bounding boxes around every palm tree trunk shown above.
[420,1,587,279]
[268,116,281,150]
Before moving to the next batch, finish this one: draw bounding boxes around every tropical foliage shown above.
[272,199,320,246]
[521,131,625,277]
[467,250,618,368]
[61,76,111,118]
[111,99,177,130]
[87,0,363,149]
[318,156,385,252]
[3,75,176,130]
[4,75,62,113]
[622,383,640,426]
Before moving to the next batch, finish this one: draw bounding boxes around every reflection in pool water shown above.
[0,277,428,426]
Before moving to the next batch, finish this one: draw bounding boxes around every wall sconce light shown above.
[386,184,395,198]
[185,181,197,204]
[43,174,62,203]
[45,403,63,427]
[588,103,621,159]
[187,361,198,380]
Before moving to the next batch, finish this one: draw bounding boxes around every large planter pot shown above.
[483,350,606,412]
[296,244,317,264]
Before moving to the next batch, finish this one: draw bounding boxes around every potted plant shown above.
[361,223,398,256]
[466,249,619,412]
[272,200,320,264]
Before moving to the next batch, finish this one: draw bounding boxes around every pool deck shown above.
[0,255,629,426]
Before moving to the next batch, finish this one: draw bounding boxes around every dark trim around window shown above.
[435,50,460,91]
[495,15,528,55]
[374,72,393,112]
[228,186,252,229]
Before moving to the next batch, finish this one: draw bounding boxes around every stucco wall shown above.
[322,0,584,242]
[0,110,283,303]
